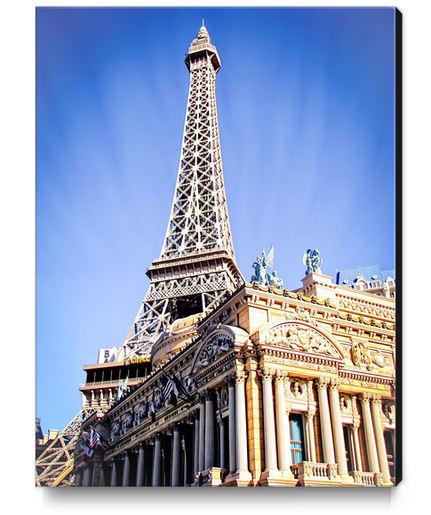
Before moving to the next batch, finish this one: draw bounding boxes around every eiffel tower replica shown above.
[115,22,243,363]
[37,23,243,486]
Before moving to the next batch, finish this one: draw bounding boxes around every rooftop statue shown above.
[303,249,323,275]
[251,246,283,288]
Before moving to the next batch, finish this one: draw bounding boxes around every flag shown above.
[171,373,193,403]
[89,427,103,451]
[162,374,177,406]
[115,377,129,402]
[83,433,94,462]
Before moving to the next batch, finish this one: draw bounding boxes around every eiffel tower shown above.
[115,22,243,363]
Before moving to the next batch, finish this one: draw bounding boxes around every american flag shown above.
[162,374,174,404]
[89,428,102,451]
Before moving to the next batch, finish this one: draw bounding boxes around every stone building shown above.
[72,24,396,488]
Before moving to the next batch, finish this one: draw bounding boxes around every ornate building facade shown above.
[72,25,396,488]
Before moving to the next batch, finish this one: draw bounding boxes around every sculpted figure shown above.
[137,400,147,422]
[266,270,284,288]
[303,249,323,275]
[251,247,274,285]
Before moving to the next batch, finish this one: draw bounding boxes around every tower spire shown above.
[116,25,243,362]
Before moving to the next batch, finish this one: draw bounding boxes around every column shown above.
[91,451,104,486]
[359,393,380,473]
[274,372,291,473]
[227,375,236,475]
[352,420,363,471]
[171,424,181,486]
[136,443,145,486]
[204,390,215,470]
[235,370,249,473]
[305,409,317,463]
[259,368,278,472]
[198,395,205,472]
[371,395,392,484]
[152,434,162,486]
[218,412,226,470]
[111,459,117,486]
[122,452,130,486]
[74,469,83,486]
[82,464,92,486]
[193,411,200,478]
[315,377,335,463]
[328,379,348,476]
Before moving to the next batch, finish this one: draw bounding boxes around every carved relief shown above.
[351,341,391,369]
[265,323,338,357]
[194,333,234,373]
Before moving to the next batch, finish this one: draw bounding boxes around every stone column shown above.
[171,424,182,486]
[315,377,335,463]
[235,370,249,473]
[111,459,117,486]
[82,464,92,486]
[352,420,362,472]
[371,395,392,484]
[91,451,104,486]
[305,409,317,462]
[274,372,292,473]
[136,443,145,486]
[198,394,206,472]
[152,434,162,486]
[328,379,348,476]
[122,452,130,486]
[259,368,278,472]
[359,393,380,473]
[74,469,83,486]
[204,390,215,470]
[227,374,237,475]
[218,411,226,470]
[193,411,200,478]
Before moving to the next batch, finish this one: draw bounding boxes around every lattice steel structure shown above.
[116,24,243,362]
[36,409,95,487]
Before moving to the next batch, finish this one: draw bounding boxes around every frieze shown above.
[264,355,338,374]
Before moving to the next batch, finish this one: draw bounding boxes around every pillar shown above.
[204,390,215,470]
[305,408,317,463]
[227,375,236,475]
[198,395,205,472]
[218,412,226,470]
[315,377,335,463]
[360,393,380,473]
[82,464,92,486]
[371,395,392,484]
[329,379,348,476]
[235,370,249,473]
[193,411,200,478]
[274,371,291,472]
[122,452,130,486]
[152,434,162,486]
[74,469,83,486]
[259,368,278,472]
[171,424,181,486]
[136,443,145,486]
[111,459,117,486]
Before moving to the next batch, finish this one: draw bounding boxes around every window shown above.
[384,430,395,479]
[290,413,305,465]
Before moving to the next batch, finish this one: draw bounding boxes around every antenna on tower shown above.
[202,18,205,26]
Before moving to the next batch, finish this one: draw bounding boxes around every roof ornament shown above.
[303,249,323,275]
[251,246,284,288]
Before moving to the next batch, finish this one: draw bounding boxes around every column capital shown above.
[235,370,248,384]
[274,370,288,383]
[258,367,275,382]
[315,376,330,390]
[305,408,315,421]
[329,378,341,391]
[371,394,382,407]
[359,392,372,405]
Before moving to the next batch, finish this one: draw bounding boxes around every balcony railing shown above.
[291,461,339,483]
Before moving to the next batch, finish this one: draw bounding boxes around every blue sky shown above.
[36,7,396,434]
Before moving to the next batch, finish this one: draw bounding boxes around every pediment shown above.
[259,319,346,360]
[190,325,249,376]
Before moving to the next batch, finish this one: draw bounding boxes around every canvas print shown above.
[36,7,398,487]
